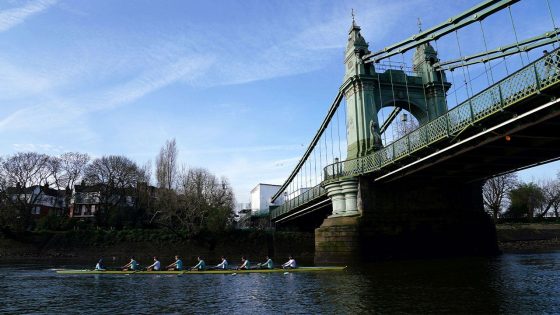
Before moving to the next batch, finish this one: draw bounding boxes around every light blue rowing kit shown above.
[175,259,183,270]
[263,259,273,269]
[193,260,206,270]
[216,259,228,269]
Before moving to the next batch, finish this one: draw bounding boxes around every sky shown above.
[0,0,559,203]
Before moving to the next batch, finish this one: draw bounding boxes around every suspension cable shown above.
[376,69,388,145]
[400,52,415,131]
[313,148,317,187]
[546,0,560,49]
[323,131,329,169]
[329,122,335,162]
[387,55,399,141]
[450,69,460,107]
[508,6,526,66]
[479,20,495,84]
[454,30,473,100]
[434,39,450,113]
[336,106,342,160]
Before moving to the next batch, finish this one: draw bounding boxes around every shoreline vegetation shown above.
[2,223,560,263]
[0,228,315,265]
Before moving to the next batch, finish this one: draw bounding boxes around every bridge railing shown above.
[269,184,326,220]
[324,48,560,181]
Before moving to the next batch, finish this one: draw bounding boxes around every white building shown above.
[250,183,285,215]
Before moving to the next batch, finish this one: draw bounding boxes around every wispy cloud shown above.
[12,143,64,153]
[0,0,57,32]
[0,53,213,133]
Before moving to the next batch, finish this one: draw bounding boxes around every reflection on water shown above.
[2,252,560,314]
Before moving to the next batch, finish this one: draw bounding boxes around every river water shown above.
[1,251,560,314]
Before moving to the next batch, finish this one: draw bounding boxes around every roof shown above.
[250,183,281,193]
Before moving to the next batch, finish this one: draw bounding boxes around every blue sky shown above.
[0,0,559,202]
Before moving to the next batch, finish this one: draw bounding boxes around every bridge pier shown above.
[324,178,358,217]
[315,177,499,263]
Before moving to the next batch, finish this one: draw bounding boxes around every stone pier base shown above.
[315,216,360,264]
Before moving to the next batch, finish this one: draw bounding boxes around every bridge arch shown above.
[379,99,426,124]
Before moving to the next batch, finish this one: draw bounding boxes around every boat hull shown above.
[56,266,346,275]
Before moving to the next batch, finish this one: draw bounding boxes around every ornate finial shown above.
[351,8,355,24]
[417,17,422,33]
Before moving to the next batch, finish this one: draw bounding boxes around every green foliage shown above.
[36,215,76,231]
[504,182,545,219]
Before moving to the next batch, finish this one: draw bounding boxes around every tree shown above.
[84,155,144,227]
[156,138,178,190]
[49,152,90,190]
[0,152,52,229]
[536,175,560,218]
[504,182,545,220]
[154,167,235,236]
[483,173,518,220]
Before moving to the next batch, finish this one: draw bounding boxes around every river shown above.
[1,251,560,314]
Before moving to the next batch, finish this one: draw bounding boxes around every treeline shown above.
[483,171,560,221]
[0,139,235,236]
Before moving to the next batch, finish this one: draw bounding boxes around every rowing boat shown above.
[56,266,346,275]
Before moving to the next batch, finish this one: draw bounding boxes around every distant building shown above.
[70,182,157,219]
[70,184,103,219]
[250,183,285,216]
[6,183,69,217]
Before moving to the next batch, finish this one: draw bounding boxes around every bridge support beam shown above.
[315,177,499,263]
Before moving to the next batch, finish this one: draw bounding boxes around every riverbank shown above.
[0,229,315,265]
[497,223,560,253]
[2,224,559,264]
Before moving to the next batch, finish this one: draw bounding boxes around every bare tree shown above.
[84,155,144,226]
[138,160,152,185]
[0,152,52,228]
[48,152,90,190]
[85,155,141,189]
[536,177,560,218]
[156,138,178,190]
[155,166,234,235]
[483,173,518,220]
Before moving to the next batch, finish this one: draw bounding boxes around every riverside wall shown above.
[0,229,315,266]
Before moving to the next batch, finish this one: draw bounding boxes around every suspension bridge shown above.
[266,0,560,262]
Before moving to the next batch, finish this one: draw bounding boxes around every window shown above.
[91,205,96,214]
[32,206,41,215]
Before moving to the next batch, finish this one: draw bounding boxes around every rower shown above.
[258,256,274,269]
[282,256,297,269]
[214,256,228,270]
[95,258,106,271]
[191,256,206,271]
[166,255,183,271]
[146,256,161,271]
[238,256,250,270]
[122,256,139,271]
